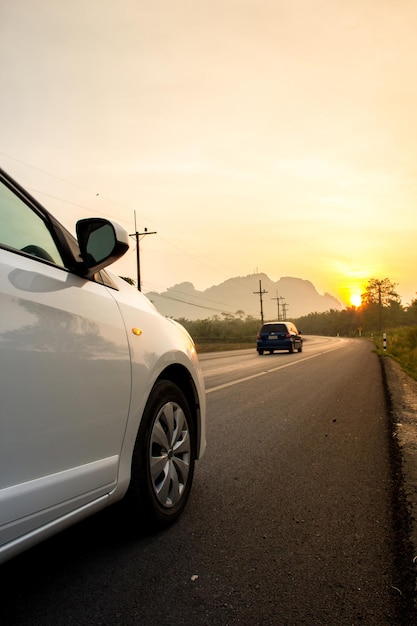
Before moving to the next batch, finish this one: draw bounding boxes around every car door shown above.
[0,176,131,545]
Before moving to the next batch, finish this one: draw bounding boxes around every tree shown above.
[361,278,401,331]
[361,278,400,307]
[407,295,417,324]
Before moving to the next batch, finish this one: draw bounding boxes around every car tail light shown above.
[285,333,291,338]
[257,332,261,339]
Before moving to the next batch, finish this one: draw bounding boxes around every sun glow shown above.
[350,293,362,307]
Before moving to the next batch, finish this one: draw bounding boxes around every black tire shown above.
[297,343,303,353]
[288,342,294,353]
[258,349,264,355]
[125,380,195,531]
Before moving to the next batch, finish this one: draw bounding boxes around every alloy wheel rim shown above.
[149,401,191,508]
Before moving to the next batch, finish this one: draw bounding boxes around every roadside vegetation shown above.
[373,327,417,381]
[178,313,260,353]
[177,278,417,381]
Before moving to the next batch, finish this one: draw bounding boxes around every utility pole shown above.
[254,280,268,324]
[280,297,285,320]
[271,292,285,321]
[129,212,156,291]
[282,301,289,320]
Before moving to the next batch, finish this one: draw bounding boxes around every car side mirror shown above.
[76,218,129,277]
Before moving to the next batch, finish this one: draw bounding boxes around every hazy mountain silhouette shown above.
[146,273,342,320]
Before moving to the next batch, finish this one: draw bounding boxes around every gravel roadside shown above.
[381,355,417,619]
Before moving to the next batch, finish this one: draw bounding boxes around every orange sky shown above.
[2,0,417,313]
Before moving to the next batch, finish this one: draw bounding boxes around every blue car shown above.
[257,321,303,354]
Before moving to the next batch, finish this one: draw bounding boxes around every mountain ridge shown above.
[145,273,342,320]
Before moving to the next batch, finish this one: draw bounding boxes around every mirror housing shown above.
[76,218,129,278]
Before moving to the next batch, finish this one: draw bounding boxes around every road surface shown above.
[0,336,414,624]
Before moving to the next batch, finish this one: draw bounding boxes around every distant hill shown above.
[145,273,342,320]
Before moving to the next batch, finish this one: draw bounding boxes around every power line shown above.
[1,153,280,310]
[151,292,230,314]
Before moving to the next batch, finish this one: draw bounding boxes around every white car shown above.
[0,168,206,564]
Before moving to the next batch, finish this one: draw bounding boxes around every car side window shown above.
[0,180,65,267]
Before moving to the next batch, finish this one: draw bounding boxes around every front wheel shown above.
[125,380,195,530]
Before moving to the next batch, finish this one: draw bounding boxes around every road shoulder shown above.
[381,355,417,614]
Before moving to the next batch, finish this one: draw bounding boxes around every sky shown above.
[2,0,417,311]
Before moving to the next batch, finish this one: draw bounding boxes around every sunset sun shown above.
[350,293,362,307]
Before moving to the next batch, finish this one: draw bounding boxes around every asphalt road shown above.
[1,337,414,624]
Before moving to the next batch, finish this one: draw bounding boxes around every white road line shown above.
[206,345,346,394]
